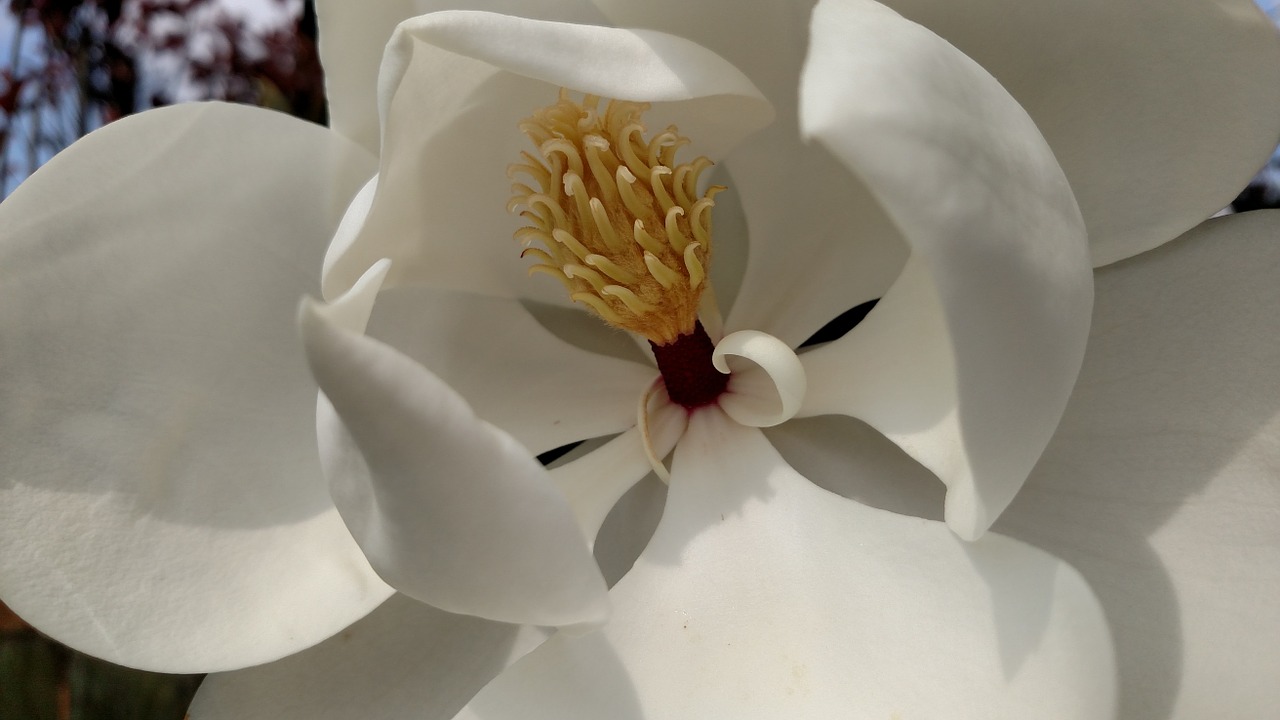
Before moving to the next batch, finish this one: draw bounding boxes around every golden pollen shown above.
[508,90,724,345]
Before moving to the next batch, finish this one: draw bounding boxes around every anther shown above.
[644,252,680,289]
[650,166,676,214]
[511,91,725,345]
[588,198,624,252]
[551,228,591,261]
[602,285,656,314]
[585,254,637,284]
[564,264,609,291]
[616,168,649,219]
[631,220,666,256]
[540,138,584,178]
[683,243,706,289]
[665,206,690,253]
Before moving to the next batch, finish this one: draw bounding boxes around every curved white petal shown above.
[314,0,604,154]
[712,330,805,428]
[0,103,389,673]
[878,0,1280,265]
[797,0,1092,540]
[553,400,684,549]
[996,211,1280,720]
[298,301,609,628]
[190,594,549,720]
[322,10,773,303]
[593,0,1280,267]
[457,410,1117,719]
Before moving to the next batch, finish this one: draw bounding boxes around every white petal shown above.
[361,286,656,455]
[712,330,805,428]
[190,594,549,720]
[996,211,1280,719]
[314,0,604,154]
[457,410,1117,719]
[322,10,773,303]
[721,123,909,346]
[553,402,685,548]
[878,0,1280,265]
[0,103,389,673]
[798,0,1092,540]
[298,301,609,628]
[594,0,1280,267]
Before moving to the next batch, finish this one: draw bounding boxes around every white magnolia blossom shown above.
[0,1,1277,719]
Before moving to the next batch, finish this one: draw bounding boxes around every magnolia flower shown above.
[1,1,1278,719]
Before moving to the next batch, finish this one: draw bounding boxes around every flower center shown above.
[509,90,729,408]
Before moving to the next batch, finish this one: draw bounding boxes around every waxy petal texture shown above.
[0,103,390,672]
[299,302,609,628]
[880,0,1280,265]
[798,0,1092,540]
[997,211,1280,720]
[592,0,1280,266]
[456,411,1116,719]
[314,0,605,153]
[360,287,657,455]
[322,10,773,305]
[190,594,548,720]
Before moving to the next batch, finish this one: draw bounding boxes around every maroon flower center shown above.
[650,321,729,409]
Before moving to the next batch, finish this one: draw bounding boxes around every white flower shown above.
[0,1,1277,719]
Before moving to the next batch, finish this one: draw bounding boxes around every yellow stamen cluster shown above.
[508,90,723,345]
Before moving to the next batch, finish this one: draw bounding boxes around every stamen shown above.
[510,91,724,345]
[571,292,626,324]
[646,130,679,167]
[602,285,656,314]
[564,264,609,291]
[616,168,649,220]
[527,194,569,229]
[644,252,680,289]
[690,198,715,247]
[540,138,584,178]
[665,206,690,253]
[588,198,625,252]
[514,226,552,247]
[637,378,672,484]
[631,220,666,256]
[617,124,650,178]
[527,264,573,290]
[650,166,676,214]
[585,254,637,284]
[562,174,595,234]
[551,228,591,261]
[684,242,706,289]
[673,165,696,209]
[520,247,556,264]
[583,136,619,202]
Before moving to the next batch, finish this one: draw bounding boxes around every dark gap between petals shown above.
[799,298,879,349]
[538,441,586,466]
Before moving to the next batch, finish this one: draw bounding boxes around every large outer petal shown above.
[996,211,1280,720]
[299,302,610,628]
[879,0,1280,265]
[189,594,548,720]
[796,0,1092,540]
[590,0,1280,266]
[321,10,773,304]
[456,410,1116,719]
[0,103,390,673]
